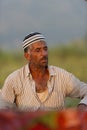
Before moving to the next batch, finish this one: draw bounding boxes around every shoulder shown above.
[49,65,69,74]
[4,64,27,83]
[49,65,72,79]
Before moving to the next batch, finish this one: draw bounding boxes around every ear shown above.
[24,52,30,61]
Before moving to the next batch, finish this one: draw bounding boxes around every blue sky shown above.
[0,0,87,49]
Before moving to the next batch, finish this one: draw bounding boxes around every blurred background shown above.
[0,0,87,107]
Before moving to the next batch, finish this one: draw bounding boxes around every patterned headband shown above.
[22,32,45,49]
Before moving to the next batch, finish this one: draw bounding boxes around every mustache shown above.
[40,56,48,61]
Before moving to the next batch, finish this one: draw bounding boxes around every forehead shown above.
[31,41,47,49]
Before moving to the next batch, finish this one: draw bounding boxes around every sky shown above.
[0,0,87,50]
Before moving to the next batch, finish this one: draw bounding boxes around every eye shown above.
[35,48,40,52]
[44,47,48,51]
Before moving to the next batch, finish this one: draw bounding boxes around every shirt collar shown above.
[48,66,56,77]
[24,64,30,77]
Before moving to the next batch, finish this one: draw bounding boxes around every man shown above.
[0,32,87,111]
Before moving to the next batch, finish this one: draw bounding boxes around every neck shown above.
[29,63,48,76]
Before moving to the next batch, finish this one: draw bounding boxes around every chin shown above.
[40,63,48,68]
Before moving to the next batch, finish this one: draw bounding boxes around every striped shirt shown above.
[1,64,87,111]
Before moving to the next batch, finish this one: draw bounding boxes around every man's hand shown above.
[78,104,87,111]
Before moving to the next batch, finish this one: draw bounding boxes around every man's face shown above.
[28,41,48,68]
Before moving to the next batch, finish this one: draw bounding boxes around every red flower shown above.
[30,122,52,130]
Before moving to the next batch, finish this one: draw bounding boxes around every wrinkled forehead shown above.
[31,40,47,49]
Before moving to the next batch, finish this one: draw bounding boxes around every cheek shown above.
[31,53,40,59]
[30,55,37,62]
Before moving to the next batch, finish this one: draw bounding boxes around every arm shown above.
[65,73,87,110]
[0,90,16,110]
[78,103,87,111]
[0,74,17,109]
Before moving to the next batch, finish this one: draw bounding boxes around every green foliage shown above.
[48,44,87,82]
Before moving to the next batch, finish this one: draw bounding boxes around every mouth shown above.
[40,58,48,65]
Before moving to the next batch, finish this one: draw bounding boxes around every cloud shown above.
[0,0,86,48]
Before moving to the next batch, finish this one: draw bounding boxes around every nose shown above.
[41,49,48,56]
